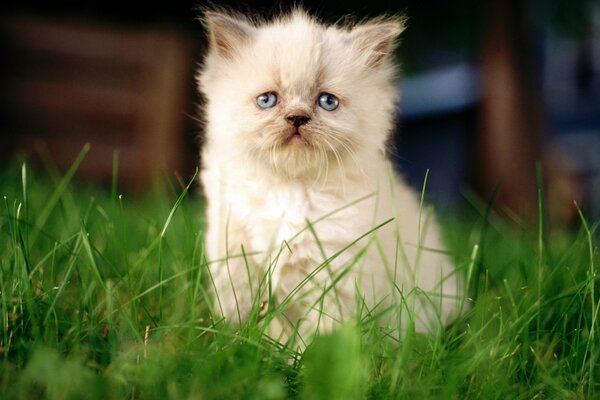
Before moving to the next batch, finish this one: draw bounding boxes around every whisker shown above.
[321,136,347,195]
[326,132,365,178]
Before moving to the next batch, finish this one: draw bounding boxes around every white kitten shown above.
[197,9,463,344]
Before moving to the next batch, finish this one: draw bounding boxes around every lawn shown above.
[1,154,598,399]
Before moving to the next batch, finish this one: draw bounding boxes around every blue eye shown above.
[257,92,278,109]
[317,93,339,111]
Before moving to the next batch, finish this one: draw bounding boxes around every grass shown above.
[0,156,599,399]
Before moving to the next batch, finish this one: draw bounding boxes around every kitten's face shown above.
[199,11,404,178]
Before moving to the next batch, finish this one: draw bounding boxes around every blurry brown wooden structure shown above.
[479,0,545,222]
[0,15,195,189]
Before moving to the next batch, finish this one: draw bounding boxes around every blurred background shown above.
[1,0,599,224]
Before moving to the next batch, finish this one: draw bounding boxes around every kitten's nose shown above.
[286,114,310,127]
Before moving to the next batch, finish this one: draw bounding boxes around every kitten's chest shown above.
[241,183,312,245]
[229,177,374,260]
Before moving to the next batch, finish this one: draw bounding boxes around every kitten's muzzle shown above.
[286,114,310,128]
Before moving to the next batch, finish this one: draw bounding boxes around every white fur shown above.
[197,10,463,344]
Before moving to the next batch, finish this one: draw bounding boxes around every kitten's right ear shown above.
[348,18,406,68]
[202,11,254,59]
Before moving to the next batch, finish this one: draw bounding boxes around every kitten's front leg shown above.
[204,214,262,326]
[208,255,261,327]
[203,188,266,326]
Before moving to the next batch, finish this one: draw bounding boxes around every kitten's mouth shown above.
[285,128,309,145]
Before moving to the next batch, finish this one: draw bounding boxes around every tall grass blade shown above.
[31,144,90,245]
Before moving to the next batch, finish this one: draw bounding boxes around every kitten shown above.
[197,9,463,344]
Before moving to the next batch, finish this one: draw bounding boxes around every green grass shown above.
[0,157,598,399]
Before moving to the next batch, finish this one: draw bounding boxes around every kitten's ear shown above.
[349,18,406,68]
[202,11,255,59]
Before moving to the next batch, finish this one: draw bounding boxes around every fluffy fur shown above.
[197,9,463,344]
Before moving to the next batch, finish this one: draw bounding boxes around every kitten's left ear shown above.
[349,18,406,68]
[202,11,255,59]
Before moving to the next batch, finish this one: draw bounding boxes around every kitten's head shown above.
[198,9,405,179]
